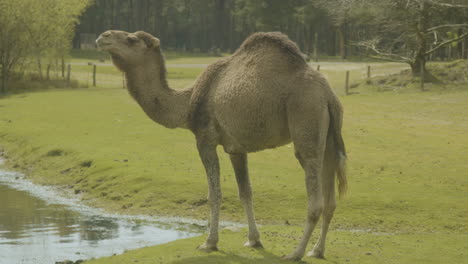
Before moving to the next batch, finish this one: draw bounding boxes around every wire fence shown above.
[67,61,410,95]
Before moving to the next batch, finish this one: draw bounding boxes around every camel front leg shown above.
[230,153,262,248]
[197,142,221,251]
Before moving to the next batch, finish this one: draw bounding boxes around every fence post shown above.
[93,64,97,87]
[316,65,320,71]
[345,70,350,95]
[122,73,126,89]
[66,64,71,87]
[367,65,371,79]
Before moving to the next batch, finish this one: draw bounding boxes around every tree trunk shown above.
[228,4,234,53]
[313,31,318,62]
[463,38,466,59]
[46,64,51,81]
[215,0,226,51]
[61,57,65,78]
[37,58,43,80]
[337,25,346,59]
[412,1,428,77]
[128,0,134,31]
[411,53,426,76]
[0,54,9,94]
[110,0,115,28]
[0,68,6,94]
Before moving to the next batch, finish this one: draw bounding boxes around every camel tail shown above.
[328,100,347,198]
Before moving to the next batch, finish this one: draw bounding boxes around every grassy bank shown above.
[0,60,467,263]
[84,227,466,264]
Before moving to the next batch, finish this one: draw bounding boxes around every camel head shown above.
[96,30,160,71]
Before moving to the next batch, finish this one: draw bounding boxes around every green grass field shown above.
[0,57,467,263]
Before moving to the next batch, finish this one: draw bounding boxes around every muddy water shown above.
[0,168,201,264]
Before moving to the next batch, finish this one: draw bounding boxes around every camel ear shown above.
[135,31,160,49]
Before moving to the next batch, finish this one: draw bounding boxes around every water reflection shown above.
[0,171,200,264]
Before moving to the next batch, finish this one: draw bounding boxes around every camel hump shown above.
[236,32,307,63]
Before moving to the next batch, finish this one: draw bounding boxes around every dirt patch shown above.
[46,149,65,157]
[80,160,93,168]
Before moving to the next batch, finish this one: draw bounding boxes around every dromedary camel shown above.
[96,30,347,261]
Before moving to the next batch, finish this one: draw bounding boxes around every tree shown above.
[23,0,91,79]
[0,0,90,93]
[76,0,341,55]
[75,0,467,63]
[314,0,356,59]
[0,0,29,93]
[355,0,468,76]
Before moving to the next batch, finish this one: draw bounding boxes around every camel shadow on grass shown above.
[169,249,339,264]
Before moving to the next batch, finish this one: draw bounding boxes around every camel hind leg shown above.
[283,100,329,261]
[308,134,337,258]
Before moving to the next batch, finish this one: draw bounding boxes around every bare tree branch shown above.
[427,0,468,8]
[425,24,468,33]
[433,31,438,44]
[368,55,411,63]
[424,31,468,55]
[354,41,412,63]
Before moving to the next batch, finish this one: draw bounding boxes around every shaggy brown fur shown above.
[236,32,307,63]
[188,58,229,130]
[96,30,347,261]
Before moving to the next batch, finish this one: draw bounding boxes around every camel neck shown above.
[124,52,191,129]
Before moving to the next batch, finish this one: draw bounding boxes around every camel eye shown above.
[127,36,139,44]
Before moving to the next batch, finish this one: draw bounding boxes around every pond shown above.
[0,166,202,264]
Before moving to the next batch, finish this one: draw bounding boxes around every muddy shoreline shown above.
[0,160,204,264]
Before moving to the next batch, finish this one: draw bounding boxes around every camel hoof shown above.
[307,249,324,259]
[197,243,218,252]
[281,253,303,261]
[243,240,263,248]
